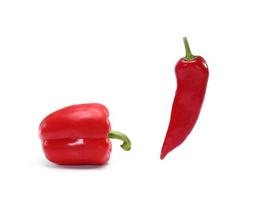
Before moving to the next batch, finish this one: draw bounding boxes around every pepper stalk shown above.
[109,131,131,151]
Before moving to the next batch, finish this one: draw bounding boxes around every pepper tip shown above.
[160,152,166,160]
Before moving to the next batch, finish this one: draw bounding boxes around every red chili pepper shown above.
[39,103,131,165]
[160,37,209,159]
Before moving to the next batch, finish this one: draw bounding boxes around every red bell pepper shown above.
[39,103,131,165]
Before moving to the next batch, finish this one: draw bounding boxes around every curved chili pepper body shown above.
[160,38,209,159]
[39,103,131,165]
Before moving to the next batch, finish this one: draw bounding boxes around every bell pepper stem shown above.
[183,37,197,60]
[108,131,131,151]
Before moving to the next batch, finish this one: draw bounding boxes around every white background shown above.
[0,0,260,199]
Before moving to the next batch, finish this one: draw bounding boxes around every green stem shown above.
[108,131,131,151]
[183,37,197,60]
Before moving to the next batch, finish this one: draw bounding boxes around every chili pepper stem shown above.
[109,131,131,151]
[183,37,197,60]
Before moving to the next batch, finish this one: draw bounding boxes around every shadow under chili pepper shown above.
[41,160,109,170]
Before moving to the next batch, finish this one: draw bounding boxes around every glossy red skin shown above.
[39,103,112,165]
[161,56,209,159]
[42,138,111,165]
